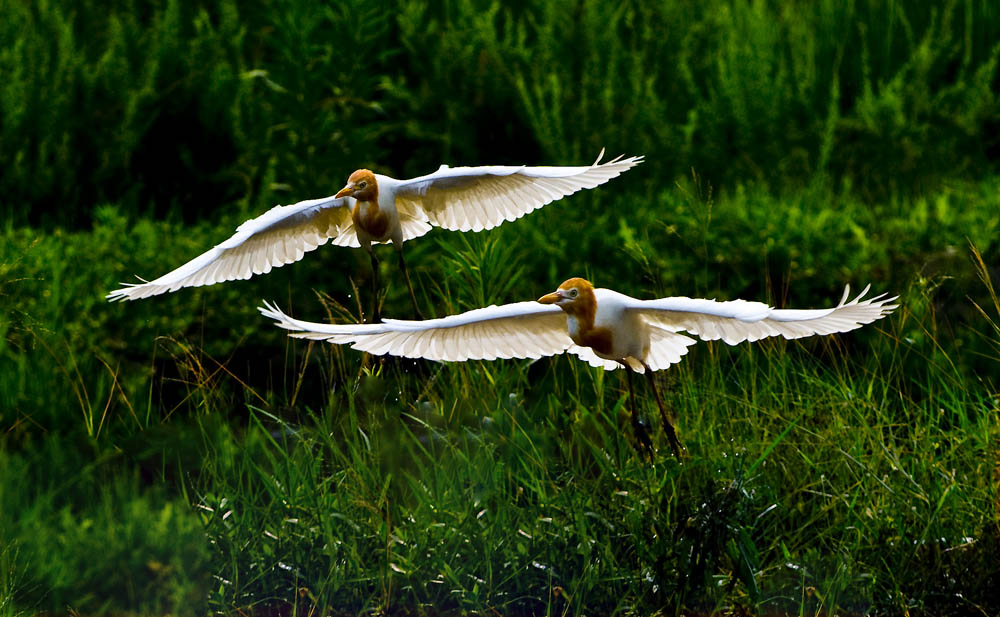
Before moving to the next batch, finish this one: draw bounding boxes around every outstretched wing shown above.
[392,150,643,233]
[107,196,355,301]
[629,285,898,345]
[259,301,571,362]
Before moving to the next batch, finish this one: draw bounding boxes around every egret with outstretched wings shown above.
[108,152,643,321]
[260,278,897,454]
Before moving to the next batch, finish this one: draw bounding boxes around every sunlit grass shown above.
[0,544,25,617]
[4,0,999,227]
[193,304,996,616]
[2,0,999,612]
[189,238,996,616]
[2,183,998,615]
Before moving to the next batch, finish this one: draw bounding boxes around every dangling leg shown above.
[625,366,653,453]
[396,246,424,319]
[368,248,381,324]
[642,362,681,457]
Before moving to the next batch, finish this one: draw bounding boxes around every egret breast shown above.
[593,303,647,361]
[353,201,391,241]
[567,314,617,358]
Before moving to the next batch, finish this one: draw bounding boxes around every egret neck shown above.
[336,169,389,240]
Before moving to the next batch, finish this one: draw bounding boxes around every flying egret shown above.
[259,278,898,455]
[106,151,643,321]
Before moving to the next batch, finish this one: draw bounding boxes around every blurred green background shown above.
[2,0,999,615]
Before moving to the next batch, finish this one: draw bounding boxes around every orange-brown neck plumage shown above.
[336,169,388,238]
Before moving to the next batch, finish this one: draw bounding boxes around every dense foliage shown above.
[1,0,998,227]
[1,1,999,616]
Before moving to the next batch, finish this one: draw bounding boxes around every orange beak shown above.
[335,184,355,199]
[537,290,563,304]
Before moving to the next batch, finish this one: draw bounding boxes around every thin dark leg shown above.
[369,250,381,323]
[642,362,682,457]
[626,367,653,453]
[397,248,424,319]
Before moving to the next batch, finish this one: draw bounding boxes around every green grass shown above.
[172,291,999,615]
[2,179,999,615]
[2,0,998,226]
[2,0,999,613]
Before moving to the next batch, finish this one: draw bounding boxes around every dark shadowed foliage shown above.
[1,0,998,227]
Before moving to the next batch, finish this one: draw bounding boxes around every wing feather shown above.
[394,196,433,242]
[259,300,572,363]
[480,323,499,361]
[567,345,622,371]
[107,196,356,301]
[407,326,430,358]
[462,322,483,360]
[440,325,460,361]
[644,325,698,372]
[489,320,516,358]
[627,285,897,345]
[393,152,643,233]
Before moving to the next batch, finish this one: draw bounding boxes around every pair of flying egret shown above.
[108,151,896,455]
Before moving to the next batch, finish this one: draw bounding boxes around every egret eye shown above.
[358,181,368,189]
[569,288,579,298]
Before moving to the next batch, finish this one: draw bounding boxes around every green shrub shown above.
[0,429,211,616]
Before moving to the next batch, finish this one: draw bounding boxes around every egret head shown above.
[538,277,595,312]
[335,169,378,201]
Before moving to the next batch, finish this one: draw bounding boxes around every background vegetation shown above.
[1,0,998,615]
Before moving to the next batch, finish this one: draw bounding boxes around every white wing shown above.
[107,195,357,301]
[629,285,898,345]
[392,150,643,232]
[259,301,572,362]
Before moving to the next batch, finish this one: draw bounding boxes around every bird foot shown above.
[630,413,655,455]
[661,422,683,458]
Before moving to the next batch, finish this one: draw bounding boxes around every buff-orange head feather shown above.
[538,277,597,317]
[335,169,379,201]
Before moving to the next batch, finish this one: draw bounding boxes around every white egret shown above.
[259,278,897,455]
[107,152,643,321]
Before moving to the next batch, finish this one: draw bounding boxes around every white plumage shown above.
[258,278,898,373]
[106,152,643,302]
